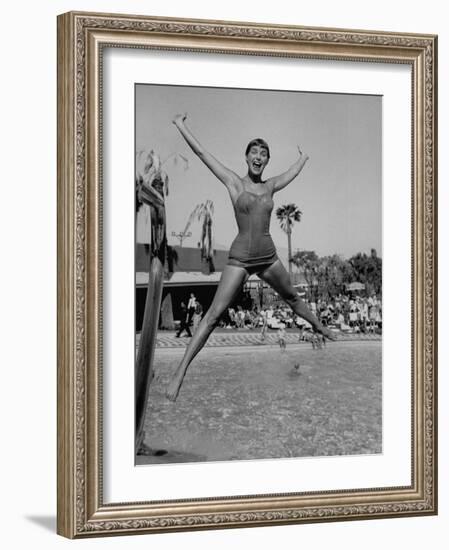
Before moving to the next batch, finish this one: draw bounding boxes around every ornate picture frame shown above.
[57,11,437,538]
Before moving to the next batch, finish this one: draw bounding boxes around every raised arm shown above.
[173,114,239,189]
[267,147,309,193]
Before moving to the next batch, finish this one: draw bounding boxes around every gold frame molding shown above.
[57,11,438,538]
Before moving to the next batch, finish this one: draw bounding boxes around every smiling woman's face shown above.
[246,145,269,177]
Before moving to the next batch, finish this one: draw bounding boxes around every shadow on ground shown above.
[25,515,56,533]
[136,448,207,465]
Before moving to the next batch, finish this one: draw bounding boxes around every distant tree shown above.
[292,248,381,300]
[316,254,355,299]
[349,248,382,296]
[291,250,319,300]
[276,204,302,276]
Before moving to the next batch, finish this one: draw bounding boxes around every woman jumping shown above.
[166,113,335,401]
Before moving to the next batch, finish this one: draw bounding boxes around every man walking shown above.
[187,292,197,326]
[176,302,192,337]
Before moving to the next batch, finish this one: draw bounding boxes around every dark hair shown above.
[245,138,270,159]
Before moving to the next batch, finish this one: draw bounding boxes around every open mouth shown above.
[252,161,262,169]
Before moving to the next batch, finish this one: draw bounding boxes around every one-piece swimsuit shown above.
[227,187,278,274]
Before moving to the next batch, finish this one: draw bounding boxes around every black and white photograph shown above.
[134,83,383,465]
[2,0,443,545]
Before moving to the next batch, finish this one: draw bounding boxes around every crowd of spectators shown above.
[174,291,382,337]
[219,293,382,335]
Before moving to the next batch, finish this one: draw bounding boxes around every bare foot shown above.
[166,376,183,402]
[318,327,337,341]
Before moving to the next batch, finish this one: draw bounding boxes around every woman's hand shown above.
[173,113,187,127]
[268,145,309,193]
[171,112,239,189]
[297,146,309,162]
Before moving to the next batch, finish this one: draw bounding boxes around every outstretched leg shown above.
[166,265,248,401]
[259,260,336,341]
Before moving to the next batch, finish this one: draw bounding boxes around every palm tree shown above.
[134,149,167,454]
[191,200,215,273]
[134,148,188,453]
[276,203,302,276]
[165,245,178,276]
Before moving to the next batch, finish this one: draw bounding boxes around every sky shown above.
[135,83,382,259]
